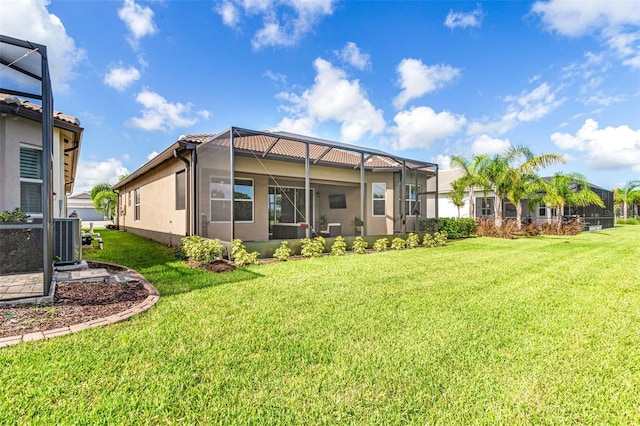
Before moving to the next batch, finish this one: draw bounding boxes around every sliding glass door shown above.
[268,186,314,237]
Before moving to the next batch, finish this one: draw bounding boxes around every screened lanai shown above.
[0,35,54,302]
[195,127,439,243]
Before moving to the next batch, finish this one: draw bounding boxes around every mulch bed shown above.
[187,259,236,273]
[0,280,148,339]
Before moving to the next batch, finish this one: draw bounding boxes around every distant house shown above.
[67,192,107,223]
[113,127,440,247]
[436,169,615,229]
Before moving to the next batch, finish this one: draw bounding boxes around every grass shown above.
[1,226,639,424]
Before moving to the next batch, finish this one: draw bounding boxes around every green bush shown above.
[374,238,389,252]
[406,233,420,249]
[330,236,347,256]
[181,235,223,264]
[419,218,476,238]
[0,208,29,223]
[273,241,292,261]
[616,218,640,225]
[391,237,406,250]
[231,239,260,267]
[301,236,326,258]
[351,236,368,254]
[423,231,448,248]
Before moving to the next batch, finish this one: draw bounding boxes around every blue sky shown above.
[2,0,639,193]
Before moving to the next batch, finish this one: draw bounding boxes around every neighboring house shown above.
[0,93,83,217]
[436,169,615,229]
[1,34,84,302]
[113,127,440,247]
[67,192,107,222]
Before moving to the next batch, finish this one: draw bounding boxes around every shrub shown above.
[391,237,406,250]
[301,236,326,258]
[522,222,540,236]
[420,217,476,238]
[273,241,292,261]
[419,218,438,233]
[374,238,389,252]
[231,239,260,267]
[0,208,29,223]
[181,235,223,264]
[438,218,476,239]
[406,233,420,249]
[423,231,447,248]
[330,236,347,256]
[351,236,368,254]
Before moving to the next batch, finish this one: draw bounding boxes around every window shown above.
[268,186,314,231]
[210,178,254,222]
[234,178,254,222]
[477,197,494,217]
[372,182,386,216]
[405,184,421,216]
[134,188,140,221]
[128,191,132,207]
[176,170,185,210]
[20,145,42,214]
[538,203,546,217]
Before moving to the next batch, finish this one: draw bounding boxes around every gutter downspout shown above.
[174,144,196,236]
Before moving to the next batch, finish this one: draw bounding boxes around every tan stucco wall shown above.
[0,115,68,218]
[117,157,187,245]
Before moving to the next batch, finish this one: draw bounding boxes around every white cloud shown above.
[126,89,202,131]
[197,110,212,120]
[104,65,141,91]
[531,0,640,38]
[264,70,287,84]
[551,119,640,172]
[433,154,452,170]
[444,4,484,30]
[276,58,385,142]
[0,0,86,93]
[336,42,371,70]
[393,59,461,109]
[388,106,466,150]
[217,1,240,27]
[532,1,640,70]
[217,0,336,49]
[467,82,565,136]
[118,0,158,48]
[471,135,511,156]
[146,151,159,161]
[74,158,130,193]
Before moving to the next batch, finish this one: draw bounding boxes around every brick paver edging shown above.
[0,262,160,349]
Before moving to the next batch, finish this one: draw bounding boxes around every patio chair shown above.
[320,223,342,237]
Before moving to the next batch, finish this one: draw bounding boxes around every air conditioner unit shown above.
[53,218,81,264]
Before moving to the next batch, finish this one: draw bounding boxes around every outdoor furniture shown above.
[272,223,308,239]
[320,223,341,237]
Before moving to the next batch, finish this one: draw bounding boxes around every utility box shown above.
[53,218,81,264]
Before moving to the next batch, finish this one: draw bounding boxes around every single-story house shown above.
[113,127,440,247]
[67,191,108,223]
[436,169,614,229]
[0,34,84,302]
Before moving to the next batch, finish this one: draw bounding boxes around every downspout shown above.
[435,164,439,232]
[174,143,197,236]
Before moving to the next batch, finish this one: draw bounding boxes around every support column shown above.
[229,128,235,241]
[360,153,365,236]
[401,161,406,233]
[305,143,311,238]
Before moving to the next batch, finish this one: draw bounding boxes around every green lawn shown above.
[1,227,639,424]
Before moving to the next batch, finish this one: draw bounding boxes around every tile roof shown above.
[0,93,81,127]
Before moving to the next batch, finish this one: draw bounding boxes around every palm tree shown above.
[616,180,640,219]
[450,180,466,218]
[481,146,564,228]
[502,146,565,229]
[450,154,489,219]
[90,183,118,222]
[531,172,605,225]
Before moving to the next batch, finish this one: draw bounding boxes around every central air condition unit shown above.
[53,218,81,264]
